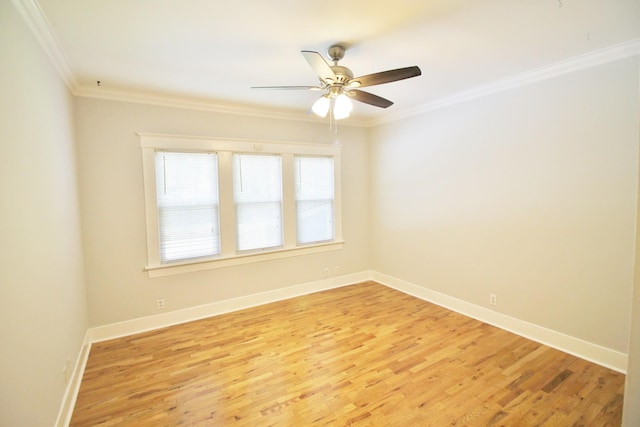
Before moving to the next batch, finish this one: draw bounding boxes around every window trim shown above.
[139,133,343,278]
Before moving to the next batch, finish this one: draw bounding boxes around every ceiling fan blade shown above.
[251,85,323,90]
[301,50,337,83]
[350,66,421,88]
[348,89,394,108]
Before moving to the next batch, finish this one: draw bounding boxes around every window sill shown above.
[145,241,345,278]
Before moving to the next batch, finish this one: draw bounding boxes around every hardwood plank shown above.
[70,281,625,426]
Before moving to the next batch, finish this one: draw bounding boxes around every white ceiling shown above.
[32,0,640,121]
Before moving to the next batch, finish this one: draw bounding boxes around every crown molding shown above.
[372,37,640,126]
[73,84,370,126]
[10,0,368,126]
[91,37,636,127]
[10,0,77,89]
[13,0,639,128]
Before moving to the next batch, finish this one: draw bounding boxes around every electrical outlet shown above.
[490,294,497,306]
[335,266,341,275]
[324,267,330,277]
[157,298,165,309]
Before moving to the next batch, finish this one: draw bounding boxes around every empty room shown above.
[1,0,640,425]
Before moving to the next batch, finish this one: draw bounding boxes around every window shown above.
[233,154,283,251]
[139,134,343,277]
[155,151,220,262]
[295,156,334,244]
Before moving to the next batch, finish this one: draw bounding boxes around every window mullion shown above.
[217,151,237,257]
[281,153,297,248]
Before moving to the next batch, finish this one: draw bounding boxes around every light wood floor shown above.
[71,281,625,426]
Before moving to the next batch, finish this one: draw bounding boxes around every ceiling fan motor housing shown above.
[330,65,353,84]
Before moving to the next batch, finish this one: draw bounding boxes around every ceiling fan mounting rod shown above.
[328,44,346,64]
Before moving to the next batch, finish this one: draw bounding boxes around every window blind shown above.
[295,156,334,244]
[232,154,283,252]
[155,151,220,262]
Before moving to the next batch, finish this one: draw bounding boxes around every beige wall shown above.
[4,0,640,421]
[73,98,371,327]
[369,58,640,354]
[0,1,89,425]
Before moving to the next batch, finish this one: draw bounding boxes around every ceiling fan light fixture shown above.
[333,93,352,120]
[252,45,422,124]
[311,95,330,117]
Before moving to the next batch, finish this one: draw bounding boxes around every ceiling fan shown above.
[252,44,422,120]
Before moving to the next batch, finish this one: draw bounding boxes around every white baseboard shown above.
[55,331,92,427]
[86,269,628,371]
[59,270,627,425]
[371,271,627,373]
[87,271,370,343]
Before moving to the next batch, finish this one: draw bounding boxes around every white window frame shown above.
[139,133,343,277]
